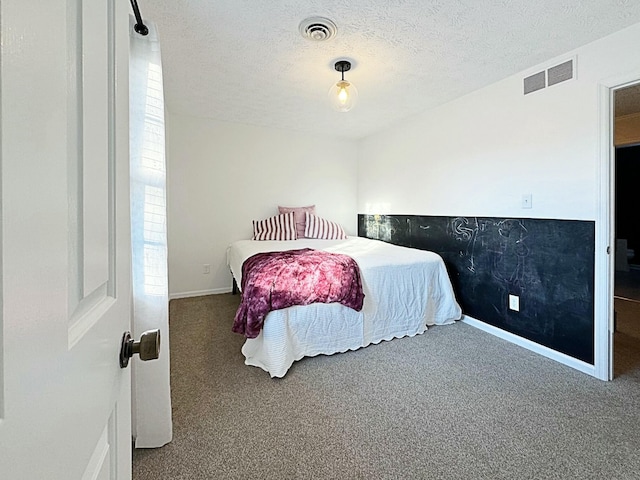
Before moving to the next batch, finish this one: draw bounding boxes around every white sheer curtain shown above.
[129,17,172,448]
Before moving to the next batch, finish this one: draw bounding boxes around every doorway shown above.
[613,85,640,377]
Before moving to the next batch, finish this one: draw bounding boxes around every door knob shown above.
[119,329,160,368]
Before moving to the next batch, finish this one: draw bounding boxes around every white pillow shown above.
[304,212,347,240]
[253,212,297,241]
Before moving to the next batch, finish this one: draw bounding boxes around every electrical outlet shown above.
[522,194,532,209]
[203,264,210,274]
[509,294,520,312]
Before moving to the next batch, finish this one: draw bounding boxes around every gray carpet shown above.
[133,294,640,480]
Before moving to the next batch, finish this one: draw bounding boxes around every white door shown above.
[0,1,132,479]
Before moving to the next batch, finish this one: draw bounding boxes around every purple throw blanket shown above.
[232,248,365,338]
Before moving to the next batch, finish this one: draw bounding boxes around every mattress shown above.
[227,236,462,377]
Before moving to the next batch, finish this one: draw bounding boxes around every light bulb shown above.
[338,84,349,105]
[328,79,358,112]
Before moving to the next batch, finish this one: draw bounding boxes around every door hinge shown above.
[607,246,611,254]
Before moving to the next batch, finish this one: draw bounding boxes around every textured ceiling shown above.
[141,1,640,140]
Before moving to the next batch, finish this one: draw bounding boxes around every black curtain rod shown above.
[130,0,149,36]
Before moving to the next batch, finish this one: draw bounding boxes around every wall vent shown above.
[547,59,574,86]
[524,71,546,95]
[524,58,576,95]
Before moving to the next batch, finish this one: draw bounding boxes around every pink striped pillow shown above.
[304,212,347,239]
[278,205,316,238]
[253,212,297,241]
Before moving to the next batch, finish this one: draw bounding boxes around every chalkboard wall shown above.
[358,215,595,364]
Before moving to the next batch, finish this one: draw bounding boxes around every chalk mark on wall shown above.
[446,218,530,294]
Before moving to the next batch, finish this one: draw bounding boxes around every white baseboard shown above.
[169,287,232,300]
[461,315,597,378]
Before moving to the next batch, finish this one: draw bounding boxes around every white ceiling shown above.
[140,1,640,140]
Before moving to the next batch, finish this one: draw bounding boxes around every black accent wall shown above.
[358,215,595,364]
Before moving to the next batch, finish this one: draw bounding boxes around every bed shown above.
[227,236,462,377]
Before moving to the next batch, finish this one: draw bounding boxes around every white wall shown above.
[166,114,358,297]
[357,22,640,379]
[166,23,640,300]
[358,23,640,221]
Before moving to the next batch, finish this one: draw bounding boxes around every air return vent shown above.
[547,59,574,86]
[299,17,338,41]
[523,58,576,95]
[524,71,546,95]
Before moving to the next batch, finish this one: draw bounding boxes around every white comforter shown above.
[227,236,462,377]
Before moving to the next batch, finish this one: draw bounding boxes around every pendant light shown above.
[328,60,358,112]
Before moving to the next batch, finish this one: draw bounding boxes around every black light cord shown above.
[129,0,149,36]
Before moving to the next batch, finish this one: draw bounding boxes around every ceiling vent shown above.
[299,17,338,42]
